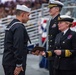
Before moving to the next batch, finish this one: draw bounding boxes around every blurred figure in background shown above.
[0,3,6,19]
[32,0,41,10]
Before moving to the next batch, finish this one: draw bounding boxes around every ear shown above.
[67,24,69,27]
[21,12,25,17]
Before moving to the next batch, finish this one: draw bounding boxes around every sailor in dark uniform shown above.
[2,5,31,75]
[40,15,76,75]
[47,1,64,75]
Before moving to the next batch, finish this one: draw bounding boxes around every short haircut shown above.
[59,7,62,12]
[66,21,72,27]
[15,10,25,16]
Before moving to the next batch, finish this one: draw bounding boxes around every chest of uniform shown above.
[55,35,73,49]
[49,21,58,29]
[61,39,72,48]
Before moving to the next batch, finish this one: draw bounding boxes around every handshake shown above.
[31,46,45,56]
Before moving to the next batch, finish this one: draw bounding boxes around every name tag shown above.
[52,24,56,28]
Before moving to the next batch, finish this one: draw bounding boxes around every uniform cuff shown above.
[46,51,52,57]
[65,50,72,57]
[16,64,22,67]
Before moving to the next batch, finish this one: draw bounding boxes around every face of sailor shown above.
[58,21,70,32]
[49,7,59,16]
[22,12,30,23]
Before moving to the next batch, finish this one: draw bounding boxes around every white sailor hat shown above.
[48,0,64,8]
[58,15,74,22]
[16,5,31,13]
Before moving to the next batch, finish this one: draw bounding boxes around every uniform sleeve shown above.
[69,34,76,56]
[13,26,25,65]
[45,50,55,58]
[61,33,76,57]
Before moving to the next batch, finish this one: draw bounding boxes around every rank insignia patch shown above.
[52,24,56,28]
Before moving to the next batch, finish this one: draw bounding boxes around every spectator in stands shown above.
[2,5,31,75]
[32,0,42,10]
[0,0,50,19]
[0,3,6,19]
[4,1,16,17]
[41,0,49,3]
[24,1,32,8]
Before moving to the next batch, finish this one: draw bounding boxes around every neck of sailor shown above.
[16,16,22,22]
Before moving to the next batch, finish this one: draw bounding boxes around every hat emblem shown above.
[58,17,61,20]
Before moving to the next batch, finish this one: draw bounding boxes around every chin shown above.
[22,21,27,23]
[24,21,27,23]
[59,28,61,31]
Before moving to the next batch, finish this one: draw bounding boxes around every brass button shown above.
[50,40,52,42]
[56,56,57,57]
[56,47,58,49]
[50,45,51,47]
[63,41,65,43]
[59,57,61,59]
[51,35,52,36]
[55,42,56,43]
[60,47,61,49]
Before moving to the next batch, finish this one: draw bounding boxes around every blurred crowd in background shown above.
[0,0,76,19]
[0,0,49,19]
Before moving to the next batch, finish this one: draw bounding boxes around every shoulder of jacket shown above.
[6,22,24,30]
[70,30,76,35]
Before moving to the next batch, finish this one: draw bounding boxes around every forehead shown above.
[58,21,66,23]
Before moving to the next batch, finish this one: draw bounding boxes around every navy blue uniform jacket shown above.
[2,19,30,66]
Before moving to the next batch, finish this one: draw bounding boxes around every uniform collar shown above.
[52,14,60,20]
[63,28,69,35]
[14,19,21,22]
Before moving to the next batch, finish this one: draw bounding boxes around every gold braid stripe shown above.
[48,5,57,8]
[65,50,72,57]
[47,51,52,57]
